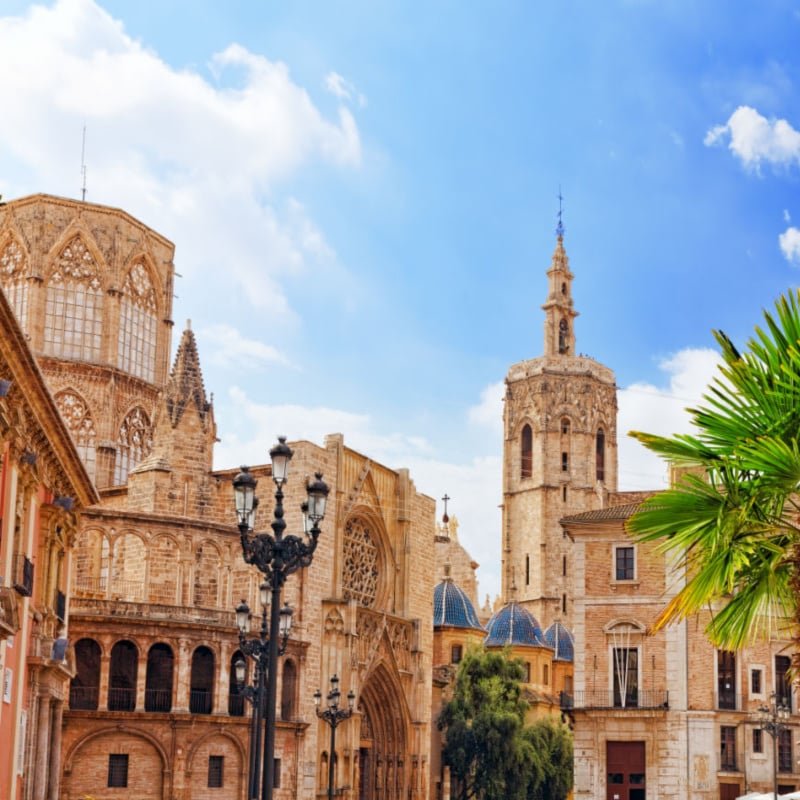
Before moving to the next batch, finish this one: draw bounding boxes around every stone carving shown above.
[51,236,101,288]
[54,390,97,481]
[342,517,379,607]
[324,607,345,635]
[114,407,153,484]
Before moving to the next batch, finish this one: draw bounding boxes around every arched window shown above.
[114,406,153,485]
[55,390,97,482]
[560,417,571,436]
[229,650,245,716]
[145,643,173,712]
[110,533,146,601]
[44,236,103,361]
[0,238,29,327]
[70,638,101,709]
[109,640,138,711]
[520,424,532,478]
[558,319,569,354]
[596,428,606,482]
[118,260,157,382]
[280,659,297,721]
[190,646,215,714]
[342,518,380,608]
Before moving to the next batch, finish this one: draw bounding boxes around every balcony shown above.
[228,693,245,716]
[144,688,172,712]
[561,689,669,710]
[13,554,34,597]
[108,687,135,711]
[69,685,99,710]
[190,689,212,714]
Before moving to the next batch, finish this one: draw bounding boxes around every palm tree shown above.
[627,289,800,650]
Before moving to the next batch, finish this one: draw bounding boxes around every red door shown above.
[606,741,646,800]
[719,784,741,800]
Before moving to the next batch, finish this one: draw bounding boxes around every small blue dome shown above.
[434,580,484,630]
[543,621,574,662]
[484,602,547,648]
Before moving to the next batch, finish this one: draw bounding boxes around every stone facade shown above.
[0,280,97,800]
[563,504,800,799]
[0,194,437,800]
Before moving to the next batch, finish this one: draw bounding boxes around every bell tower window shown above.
[596,428,606,482]
[520,424,532,478]
[558,319,569,354]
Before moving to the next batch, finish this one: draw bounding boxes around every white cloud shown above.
[779,226,800,265]
[0,0,361,315]
[784,209,791,223]
[467,380,505,434]
[618,348,720,489]
[324,71,367,108]
[704,105,800,171]
[197,324,293,370]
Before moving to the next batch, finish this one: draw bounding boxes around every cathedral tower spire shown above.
[541,206,578,357]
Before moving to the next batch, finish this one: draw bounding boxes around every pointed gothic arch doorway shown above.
[357,664,408,800]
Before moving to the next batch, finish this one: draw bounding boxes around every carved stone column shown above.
[32,692,52,800]
[47,699,63,800]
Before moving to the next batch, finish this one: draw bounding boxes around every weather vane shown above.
[556,186,565,238]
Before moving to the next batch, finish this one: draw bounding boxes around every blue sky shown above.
[1,0,799,601]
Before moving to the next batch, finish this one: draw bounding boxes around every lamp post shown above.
[757,692,791,800]
[314,674,355,800]
[233,437,330,800]
[234,584,293,800]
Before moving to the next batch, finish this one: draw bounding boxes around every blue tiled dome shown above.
[434,579,484,631]
[543,621,574,662]
[484,602,547,648]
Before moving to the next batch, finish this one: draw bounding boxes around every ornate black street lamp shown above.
[234,583,293,800]
[314,674,355,800]
[233,437,330,800]
[757,692,791,800]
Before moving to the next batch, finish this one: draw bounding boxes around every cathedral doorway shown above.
[358,664,408,800]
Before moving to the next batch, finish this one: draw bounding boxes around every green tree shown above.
[524,718,573,800]
[437,648,571,800]
[627,289,800,649]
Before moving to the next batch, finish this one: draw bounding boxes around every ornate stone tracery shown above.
[342,517,379,607]
[114,406,153,485]
[0,238,29,326]
[54,390,97,482]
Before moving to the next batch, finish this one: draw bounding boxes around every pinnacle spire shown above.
[165,323,212,427]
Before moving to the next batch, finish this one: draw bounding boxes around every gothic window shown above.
[520,424,532,478]
[558,319,569,354]
[44,236,103,361]
[342,517,379,607]
[281,659,297,720]
[145,643,174,712]
[596,428,606,482]
[118,260,157,382]
[55,391,97,482]
[561,417,570,435]
[0,238,29,327]
[114,406,153,485]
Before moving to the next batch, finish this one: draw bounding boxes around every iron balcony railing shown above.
[108,687,136,711]
[560,689,669,710]
[144,688,172,712]
[69,685,99,710]
[189,689,212,714]
[228,693,245,716]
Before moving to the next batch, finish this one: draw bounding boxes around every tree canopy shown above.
[438,647,572,800]
[628,289,800,649]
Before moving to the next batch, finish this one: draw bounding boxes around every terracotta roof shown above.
[560,502,642,524]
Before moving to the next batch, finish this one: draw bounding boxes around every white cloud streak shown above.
[705,105,800,171]
[779,227,800,265]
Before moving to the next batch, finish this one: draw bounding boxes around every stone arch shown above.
[73,526,110,597]
[42,230,105,361]
[186,729,246,799]
[118,254,160,382]
[342,508,393,610]
[63,725,167,800]
[190,644,215,714]
[70,638,101,710]
[0,231,31,327]
[193,539,223,608]
[148,534,180,604]
[357,661,411,800]
[110,531,147,601]
[114,404,153,485]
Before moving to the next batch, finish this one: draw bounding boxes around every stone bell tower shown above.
[501,215,618,629]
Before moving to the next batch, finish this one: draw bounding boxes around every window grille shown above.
[108,754,129,787]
